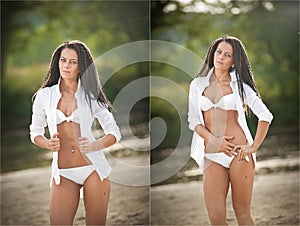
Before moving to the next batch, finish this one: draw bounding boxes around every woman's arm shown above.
[30,89,60,152]
[251,121,270,151]
[234,84,273,160]
[188,81,202,131]
[78,134,116,153]
[243,84,274,123]
[234,121,270,160]
[34,133,60,152]
[195,124,236,157]
[78,102,121,153]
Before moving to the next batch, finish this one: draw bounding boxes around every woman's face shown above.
[59,48,80,81]
[213,41,234,71]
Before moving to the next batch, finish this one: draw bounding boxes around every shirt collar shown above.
[229,69,237,82]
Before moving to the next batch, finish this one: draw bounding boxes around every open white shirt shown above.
[188,68,273,171]
[30,78,121,185]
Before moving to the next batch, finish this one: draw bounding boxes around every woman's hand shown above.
[48,132,60,152]
[78,137,91,153]
[210,135,236,157]
[234,144,257,161]
[78,135,115,154]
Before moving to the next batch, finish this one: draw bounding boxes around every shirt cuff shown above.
[258,112,274,124]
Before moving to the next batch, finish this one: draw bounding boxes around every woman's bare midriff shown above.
[57,122,90,169]
[203,109,247,153]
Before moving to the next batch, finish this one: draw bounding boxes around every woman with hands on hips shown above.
[188,36,273,225]
[30,40,121,225]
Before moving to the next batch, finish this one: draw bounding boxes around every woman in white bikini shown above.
[188,36,273,225]
[30,40,121,225]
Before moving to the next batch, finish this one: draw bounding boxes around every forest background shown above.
[1,1,299,174]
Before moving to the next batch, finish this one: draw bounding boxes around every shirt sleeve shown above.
[29,89,47,144]
[93,102,121,142]
[244,84,274,123]
[188,80,203,131]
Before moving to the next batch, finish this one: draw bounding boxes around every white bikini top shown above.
[200,93,237,111]
[56,109,80,124]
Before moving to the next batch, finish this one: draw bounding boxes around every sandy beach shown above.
[1,155,299,225]
[151,171,299,225]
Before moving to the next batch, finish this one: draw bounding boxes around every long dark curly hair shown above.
[35,40,111,111]
[198,35,259,103]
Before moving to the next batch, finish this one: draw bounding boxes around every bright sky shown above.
[164,0,232,14]
[165,0,273,14]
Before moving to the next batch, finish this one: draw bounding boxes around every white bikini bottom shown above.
[205,153,249,168]
[59,165,96,185]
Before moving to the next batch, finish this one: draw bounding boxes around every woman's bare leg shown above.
[83,172,110,225]
[203,159,230,225]
[49,177,81,225]
[230,155,255,225]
